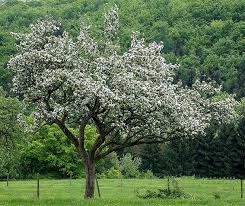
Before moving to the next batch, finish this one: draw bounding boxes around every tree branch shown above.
[77,115,91,161]
[55,119,79,148]
[89,112,117,157]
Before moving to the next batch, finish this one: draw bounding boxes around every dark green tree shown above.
[140,144,164,177]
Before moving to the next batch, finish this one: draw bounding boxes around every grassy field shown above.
[0,177,244,206]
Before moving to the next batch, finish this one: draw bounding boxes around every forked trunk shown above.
[84,160,96,199]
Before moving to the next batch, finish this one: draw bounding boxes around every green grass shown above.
[0,177,244,205]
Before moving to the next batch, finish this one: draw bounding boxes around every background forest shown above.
[0,0,244,179]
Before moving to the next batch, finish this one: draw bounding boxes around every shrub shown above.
[213,191,221,199]
[137,178,191,199]
[140,170,156,179]
[119,153,141,178]
[100,167,122,179]
[97,152,120,174]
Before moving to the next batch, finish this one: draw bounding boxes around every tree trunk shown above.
[84,160,96,199]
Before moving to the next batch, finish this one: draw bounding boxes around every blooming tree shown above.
[8,6,236,198]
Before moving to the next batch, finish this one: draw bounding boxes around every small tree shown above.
[140,144,164,177]
[8,6,236,198]
[0,87,22,144]
[19,124,84,178]
[0,87,22,178]
[119,153,141,178]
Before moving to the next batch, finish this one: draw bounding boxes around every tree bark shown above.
[84,159,96,199]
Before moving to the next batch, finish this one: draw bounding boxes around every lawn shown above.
[0,177,244,206]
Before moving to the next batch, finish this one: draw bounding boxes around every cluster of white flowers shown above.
[104,5,119,41]
[8,6,237,157]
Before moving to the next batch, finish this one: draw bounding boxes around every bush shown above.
[213,191,221,199]
[97,152,120,174]
[140,170,156,179]
[137,178,191,199]
[99,167,121,179]
[137,188,190,199]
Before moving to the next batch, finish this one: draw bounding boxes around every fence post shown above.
[70,173,72,186]
[120,177,123,192]
[95,175,101,198]
[241,179,243,199]
[6,174,9,187]
[167,176,170,193]
[37,174,40,199]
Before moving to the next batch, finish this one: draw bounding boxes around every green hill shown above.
[0,0,244,97]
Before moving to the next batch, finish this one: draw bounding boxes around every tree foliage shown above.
[119,153,141,178]
[19,125,84,178]
[0,87,22,178]
[0,87,22,144]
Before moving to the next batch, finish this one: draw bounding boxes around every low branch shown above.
[55,119,79,148]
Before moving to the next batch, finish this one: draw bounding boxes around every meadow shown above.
[0,178,244,206]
